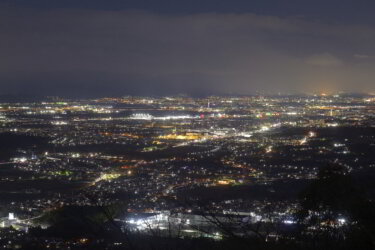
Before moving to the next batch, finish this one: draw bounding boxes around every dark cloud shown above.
[1,7,375,96]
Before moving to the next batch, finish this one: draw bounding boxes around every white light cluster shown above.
[130,113,194,120]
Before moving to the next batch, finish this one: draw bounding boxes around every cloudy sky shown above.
[2,0,375,97]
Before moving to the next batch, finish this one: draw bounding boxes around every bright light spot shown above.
[338,218,346,225]
[260,126,270,132]
[308,131,316,137]
[8,213,15,220]
[266,146,273,153]
[283,220,295,224]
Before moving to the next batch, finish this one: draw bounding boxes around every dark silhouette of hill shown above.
[0,133,48,161]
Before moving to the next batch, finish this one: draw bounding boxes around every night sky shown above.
[2,0,375,97]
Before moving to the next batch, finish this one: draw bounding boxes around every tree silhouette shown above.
[297,164,375,249]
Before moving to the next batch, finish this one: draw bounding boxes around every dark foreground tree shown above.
[298,164,375,250]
